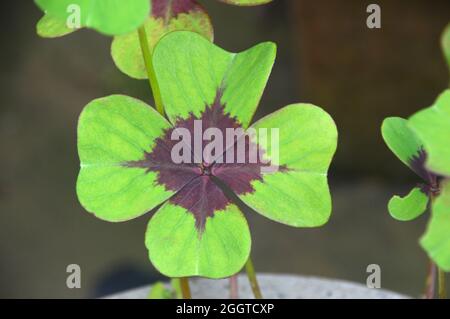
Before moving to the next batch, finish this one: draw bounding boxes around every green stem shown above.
[137,25,164,115]
[438,268,447,299]
[245,257,263,299]
[180,277,191,299]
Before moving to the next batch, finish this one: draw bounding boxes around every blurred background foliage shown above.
[0,0,449,298]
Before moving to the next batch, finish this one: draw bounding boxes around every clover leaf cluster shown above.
[36,0,272,78]
[382,25,450,271]
[35,0,338,280]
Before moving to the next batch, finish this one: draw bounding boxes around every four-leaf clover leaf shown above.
[77,31,337,278]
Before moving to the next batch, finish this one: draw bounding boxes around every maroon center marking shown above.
[127,90,281,231]
[409,148,442,196]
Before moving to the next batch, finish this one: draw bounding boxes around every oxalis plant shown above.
[381,24,450,299]
[35,0,338,299]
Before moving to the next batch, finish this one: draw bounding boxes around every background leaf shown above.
[77,95,173,221]
[153,31,276,128]
[421,180,450,271]
[35,0,150,36]
[408,90,450,176]
[381,117,424,170]
[147,282,172,299]
[111,0,213,79]
[388,187,429,221]
[442,23,450,74]
[36,13,78,38]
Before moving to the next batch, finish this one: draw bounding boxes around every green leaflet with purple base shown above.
[421,181,450,271]
[408,90,450,177]
[408,90,450,271]
[381,117,430,220]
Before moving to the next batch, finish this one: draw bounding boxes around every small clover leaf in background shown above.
[36,13,78,38]
[382,90,450,271]
[77,31,337,278]
[112,0,273,79]
[381,117,439,221]
[407,90,450,271]
[442,23,450,74]
[148,282,172,299]
[111,0,214,79]
[420,181,450,271]
[148,279,182,299]
[35,0,151,36]
[35,1,273,79]
[408,90,450,177]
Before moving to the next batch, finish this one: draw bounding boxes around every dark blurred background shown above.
[0,0,449,298]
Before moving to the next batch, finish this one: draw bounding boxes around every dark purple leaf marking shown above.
[152,0,203,22]
[169,176,229,230]
[409,148,441,196]
[126,90,284,231]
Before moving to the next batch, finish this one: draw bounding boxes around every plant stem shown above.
[230,275,239,299]
[424,259,436,299]
[438,268,447,299]
[245,257,263,299]
[180,277,191,299]
[137,25,164,115]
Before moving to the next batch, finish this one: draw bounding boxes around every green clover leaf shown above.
[148,282,173,299]
[148,279,181,299]
[420,181,450,271]
[77,95,175,221]
[388,187,429,221]
[77,31,337,278]
[381,117,423,169]
[36,13,78,38]
[232,104,337,227]
[35,0,151,36]
[152,31,276,128]
[381,117,434,220]
[408,90,450,177]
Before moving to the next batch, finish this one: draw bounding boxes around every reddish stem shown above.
[230,275,239,299]
[424,259,436,299]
